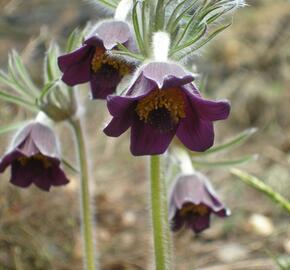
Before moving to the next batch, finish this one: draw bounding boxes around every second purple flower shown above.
[58,20,136,99]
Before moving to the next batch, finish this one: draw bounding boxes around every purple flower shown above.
[104,62,230,156]
[168,173,230,233]
[58,20,136,99]
[0,122,69,191]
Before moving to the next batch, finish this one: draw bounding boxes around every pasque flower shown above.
[104,62,230,156]
[0,122,69,191]
[169,173,230,233]
[58,20,136,99]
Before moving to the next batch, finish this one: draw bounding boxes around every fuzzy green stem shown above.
[150,155,173,270]
[70,118,97,270]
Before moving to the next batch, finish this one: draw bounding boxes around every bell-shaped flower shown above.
[58,20,136,99]
[104,62,230,156]
[0,122,69,191]
[168,173,230,233]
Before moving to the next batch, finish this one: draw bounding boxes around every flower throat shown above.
[136,88,186,131]
[91,47,131,76]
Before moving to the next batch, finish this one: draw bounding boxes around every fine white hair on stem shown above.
[152,32,171,62]
[35,111,54,127]
[114,0,133,21]
[173,147,195,175]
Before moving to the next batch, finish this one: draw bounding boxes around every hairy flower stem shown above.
[70,118,97,270]
[150,155,173,270]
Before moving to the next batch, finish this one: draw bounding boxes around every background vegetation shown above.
[0,0,289,269]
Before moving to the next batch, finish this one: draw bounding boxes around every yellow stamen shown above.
[91,48,131,76]
[180,203,209,217]
[136,88,186,123]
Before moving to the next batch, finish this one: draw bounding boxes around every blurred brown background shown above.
[0,0,290,269]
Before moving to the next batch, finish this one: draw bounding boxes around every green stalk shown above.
[70,118,97,270]
[150,155,173,270]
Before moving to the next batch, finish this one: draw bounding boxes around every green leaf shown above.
[0,90,38,111]
[44,43,61,83]
[95,0,118,9]
[155,0,165,31]
[141,0,149,51]
[231,169,290,214]
[191,154,257,167]
[37,80,59,102]
[0,121,29,135]
[198,128,257,156]
[206,5,234,24]
[114,43,145,61]
[9,51,39,97]
[178,23,231,60]
[0,70,28,97]
[167,0,199,35]
[65,28,82,53]
[132,1,146,55]
[170,23,207,55]
[62,158,79,174]
[166,0,194,32]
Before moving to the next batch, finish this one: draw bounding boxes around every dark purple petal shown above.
[83,36,104,47]
[190,214,210,233]
[58,46,93,86]
[103,116,132,137]
[171,212,185,231]
[184,85,230,121]
[50,167,70,186]
[142,62,194,89]
[33,173,52,191]
[176,100,214,152]
[106,95,138,117]
[215,208,230,217]
[104,95,137,138]
[0,151,23,173]
[10,161,33,188]
[94,21,132,50]
[130,118,176,155]
[89,67,122,99]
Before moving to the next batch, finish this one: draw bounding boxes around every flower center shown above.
[180,203,209,217]
[18,154,51,169]
[136,88,186,131]
[91,47,131,76]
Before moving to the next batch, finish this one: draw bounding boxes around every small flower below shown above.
[168,172,230,233]
[58,20,136,99]
[0,122,69,191]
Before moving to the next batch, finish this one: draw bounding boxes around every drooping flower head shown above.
[169,173,230,233]
[0,122,69,191]
[104,62,230,156]
[58,20,136,99]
